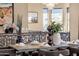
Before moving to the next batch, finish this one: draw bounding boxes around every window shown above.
[52,8,63,24]
[43,8,48,31]
[43,8,69,32]
[52,8,63,31]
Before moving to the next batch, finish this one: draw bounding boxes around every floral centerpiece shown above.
[47,21,62,45]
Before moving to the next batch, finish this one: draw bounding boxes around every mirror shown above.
[28,11,38,23]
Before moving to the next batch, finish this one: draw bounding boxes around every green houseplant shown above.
[50,21,62,34]
[47,21,62,45]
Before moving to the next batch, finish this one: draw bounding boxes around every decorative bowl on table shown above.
[67,40,79,46]
[40,42,47,46]
[15,43,25,46]
[40,43,51,47]
[56,44,69,50]
[19,43,25,46]
[74,40,79,44]
[30,41,40,45]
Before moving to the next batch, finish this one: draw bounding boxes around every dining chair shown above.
[58,49,70,56]
[31,51,39,56]
[0,47,16,56]
[39,49,59,56]
[60,32,70,41]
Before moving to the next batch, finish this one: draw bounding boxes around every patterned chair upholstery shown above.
[39,49,59,56]
[5,34,17,46]
[0,34,17,47]
[21,33,30,44]
[60,32,70,41]
[0,31,47,47]
[22,31,47,43]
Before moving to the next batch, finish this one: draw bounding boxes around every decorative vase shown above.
[52,33,61,45]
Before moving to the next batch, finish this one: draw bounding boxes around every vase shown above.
[52,33,62,45]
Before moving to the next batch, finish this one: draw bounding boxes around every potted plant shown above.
[47,21,62,45]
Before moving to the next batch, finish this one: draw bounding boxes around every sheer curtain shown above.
[43,8,49,31]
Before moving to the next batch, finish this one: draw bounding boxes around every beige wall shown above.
[14,3,28,33]
[28,3,44,31]
[70,3,79,41]
[14,3,45,31]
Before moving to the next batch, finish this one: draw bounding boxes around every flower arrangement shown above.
[47,21,62,35]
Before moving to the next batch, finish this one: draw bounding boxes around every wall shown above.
[28,3,44,31]
[69,3,79,41]
[14,3,46,32]
[14,3,28,33]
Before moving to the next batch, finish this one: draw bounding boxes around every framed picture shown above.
[28,11,38,23]
[0,3,14,25]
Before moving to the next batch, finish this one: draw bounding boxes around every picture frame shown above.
[28,11,38,23]
[0,3,14,25]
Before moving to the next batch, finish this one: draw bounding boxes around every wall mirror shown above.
[28,11,38,23]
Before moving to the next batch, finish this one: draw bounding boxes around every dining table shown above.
[67,43,79,56]
[9,43,57,52]
[9,42,70,56]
